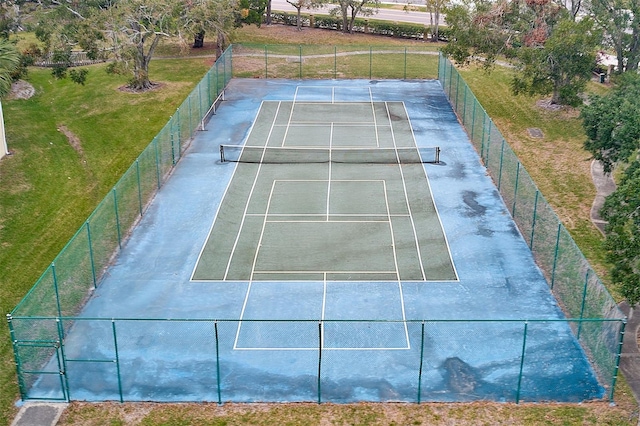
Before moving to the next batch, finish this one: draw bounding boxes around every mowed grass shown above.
[0,56,211,426]
[0,24,637,425]
[57,401,636,426]
[458,66,611,284]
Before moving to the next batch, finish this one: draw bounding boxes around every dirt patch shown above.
[118,82,165,94]
[58,125,84,157]
[9,80,35,100]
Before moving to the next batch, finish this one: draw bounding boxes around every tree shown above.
[330,0,380,34]
[600,161,640,306]
[182,0,236,55]
[582,74,640,305]
[511,18,601,105]
[581,73,640,172]
[442,0,600,105]
[425,0,448,41]
[286,0,323,30]
[588,0,640,73]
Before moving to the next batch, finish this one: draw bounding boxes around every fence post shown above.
[334,46,337,79]
[610,319,627,403]
[317,321,323,404]
[264,45,268,79]
[51,263,63,318]
[7,314,28,400]
[136,159,143,216]
[455,72,460,114]
[497,139,505,190]
[516,321,528,403]
[417,321,425,403]
[549,224,562,290]
[512,162,521,217]
[485,120,492,166]
[369,46,373,79]
[462,84,467,125]
[86,221,97,289]
[577,271,590,339]
[530,190,539,250]
[112,320,124,402]
[299,45,302,79]
[113,188,122,248]
[154,137,161,189]
[404,47,407,80]
[55,318,70,402]
[471,99,478,147]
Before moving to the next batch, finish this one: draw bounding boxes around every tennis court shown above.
[193,96,456,283]
[24,79,605,403]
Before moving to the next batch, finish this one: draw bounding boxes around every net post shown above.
[220,145,225,163]
[435,147,440,163]
[317,320,322,404]
[417,321,425,403]
[516,321,528,403]
[215,321,222,404]
[112,319,124,402]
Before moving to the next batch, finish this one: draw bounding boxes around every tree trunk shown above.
[216,31,224,58]
[266,0,272,25]
[341,3,349,33]
[296,7,302,30]
[193,31,205,48]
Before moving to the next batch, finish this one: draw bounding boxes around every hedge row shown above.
[269,12,452,41]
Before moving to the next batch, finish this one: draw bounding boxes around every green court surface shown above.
[192,101,457,282]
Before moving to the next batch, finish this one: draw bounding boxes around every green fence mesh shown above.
[9,46,233,395]
[438,53,625,400]
[232,44,440,80]
[7,49,625,405]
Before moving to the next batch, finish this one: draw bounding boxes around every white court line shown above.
[327,123,333,221]
[382,180,411,349]
[233,180,277,350]
[252,269,399,274]
[401,102,460,281]
[386,101,427,282]
[190,101,267,281]
[222,102,282,280]
[370,97,380,148]
[246,213,410,217]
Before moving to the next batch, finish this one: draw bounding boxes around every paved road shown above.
[270,0,446,26]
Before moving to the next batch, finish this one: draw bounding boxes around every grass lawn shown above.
[0,55,212,426]
[0,24,637,426]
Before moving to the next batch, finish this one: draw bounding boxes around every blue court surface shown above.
[33,79,603,403]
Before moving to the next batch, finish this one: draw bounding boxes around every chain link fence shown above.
[6,49,626,404]
[8,46,232,400]
[438,53,626,401]
[232,44,440,80]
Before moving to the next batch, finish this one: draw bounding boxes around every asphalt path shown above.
[270,0,446,26]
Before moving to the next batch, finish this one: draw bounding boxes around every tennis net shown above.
[219,145,441,164]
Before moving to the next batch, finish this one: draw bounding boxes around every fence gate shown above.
[13,340,68,401]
